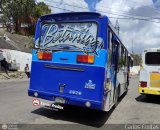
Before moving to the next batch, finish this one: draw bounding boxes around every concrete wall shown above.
[0,49,32,71]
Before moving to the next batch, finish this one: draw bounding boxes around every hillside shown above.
[0,29,32,53]
[0,38,17,50]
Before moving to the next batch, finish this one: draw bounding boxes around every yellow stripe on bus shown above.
[150,73,160,88]
[139,87,160,95]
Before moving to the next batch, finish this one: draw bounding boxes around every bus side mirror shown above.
[34,44,39,49]
[34,38,40,49]
[34,40,40,49]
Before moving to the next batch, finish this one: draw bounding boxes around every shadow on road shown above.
[31,92,126,127]
[31,105,115,128]
[135,95,160,104]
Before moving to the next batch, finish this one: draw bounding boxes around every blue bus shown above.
[28,12,132,111]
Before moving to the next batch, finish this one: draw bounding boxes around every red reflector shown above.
[47,52,52,60]
[43,52,48,59]
[77,55,88,63]
[82,55,88,63]
[77,55,83,62]
[140,81,147,87]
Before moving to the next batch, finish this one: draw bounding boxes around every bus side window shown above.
[108,29,110,49]
[125,50,128,68]
[124,49,126,65]
[107,30,112,67]
[126,51,128,68]
[119,46,124,69]
[105,28,112,91]
[118,44,122,69]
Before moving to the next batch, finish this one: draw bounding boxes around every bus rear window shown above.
[145,52,160,65]
[39,22,102,54]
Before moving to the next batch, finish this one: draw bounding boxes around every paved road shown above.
[0,76,160,130]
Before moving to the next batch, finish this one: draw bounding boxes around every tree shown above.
[0,0,36,32]
[0,0,51,34]
[131,54,142,66]
[0,0,12,26]
[34,2,51,20]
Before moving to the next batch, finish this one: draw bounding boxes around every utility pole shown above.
[132,40,133,54]
[115,19,120,35]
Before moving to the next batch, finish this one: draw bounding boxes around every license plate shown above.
[55,97,65,104]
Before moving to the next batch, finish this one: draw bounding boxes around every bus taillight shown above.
[76,54,94,64]
[140,81,147,87]
[38,51,52,60]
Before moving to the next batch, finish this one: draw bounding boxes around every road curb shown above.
[0,79,29,83]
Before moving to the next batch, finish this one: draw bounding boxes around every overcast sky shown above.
[37,0,160,54]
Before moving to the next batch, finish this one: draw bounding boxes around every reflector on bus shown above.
[38,51,52,60]
[140,81,147,88]
[76,54,94,64]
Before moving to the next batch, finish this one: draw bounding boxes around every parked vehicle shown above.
[139,48,160,95]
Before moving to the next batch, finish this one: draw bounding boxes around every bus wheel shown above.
[114,86,120,107]
[145,94,153,98]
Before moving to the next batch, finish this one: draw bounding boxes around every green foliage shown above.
[34,2,51,19]
[118,57,125,67]
[131,54,142,66]
[0,0,51,33]
[1,0,35,22]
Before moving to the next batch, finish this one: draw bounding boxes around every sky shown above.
[37,0,160,54]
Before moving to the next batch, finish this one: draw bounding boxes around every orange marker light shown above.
[88,55,94,64]
[38,52,43,60]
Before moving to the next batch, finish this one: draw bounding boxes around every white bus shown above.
[139,48,160,95]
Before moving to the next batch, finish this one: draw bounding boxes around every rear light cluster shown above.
[76,54,94,64]
[140,81,147,88]
[38,51,52,60]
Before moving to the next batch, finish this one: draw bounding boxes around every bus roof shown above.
[143,48,160,52]
[40,12,103,21]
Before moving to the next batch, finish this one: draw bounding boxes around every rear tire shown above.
[145,94,153,98]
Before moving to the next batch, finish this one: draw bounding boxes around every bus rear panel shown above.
[29,51,106,110]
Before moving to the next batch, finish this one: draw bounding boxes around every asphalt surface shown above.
[0,76,160,130]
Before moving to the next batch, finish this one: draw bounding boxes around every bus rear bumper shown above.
[138,87,160,95]
[28,89,103,110]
